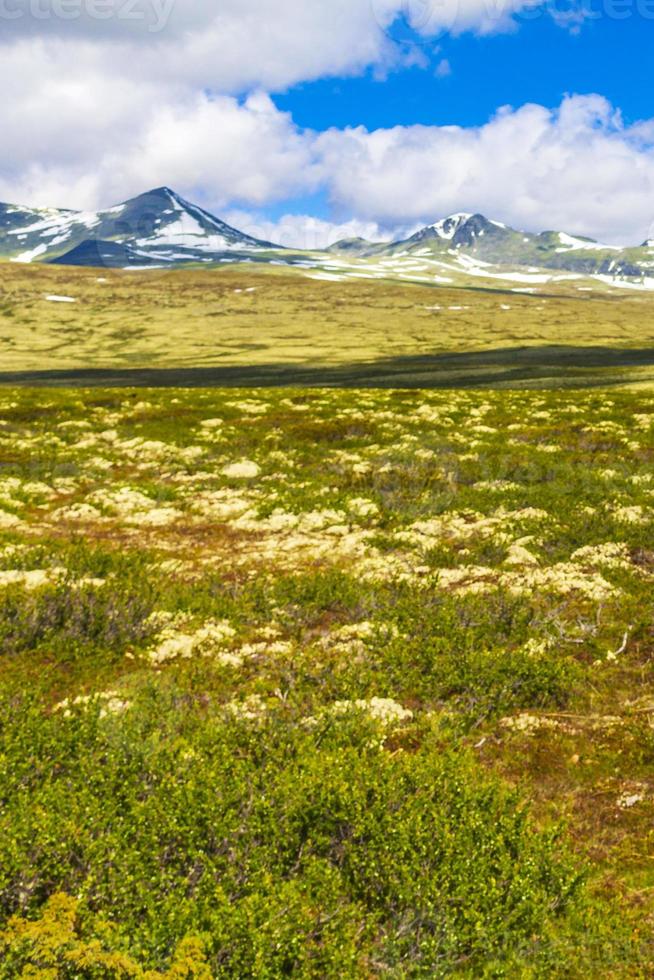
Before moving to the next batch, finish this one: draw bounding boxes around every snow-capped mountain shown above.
[329,213,654,281]
[0,187,278,267]
[0,190,653,287]
[403,213,506,248]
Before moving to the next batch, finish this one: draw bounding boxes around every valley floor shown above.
[1,385,654,975]
[2,262,654,389]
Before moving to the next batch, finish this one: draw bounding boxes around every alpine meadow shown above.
[2,0,654,977]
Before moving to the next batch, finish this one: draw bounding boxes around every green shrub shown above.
[0,581,156,663]
[0,691,584,976]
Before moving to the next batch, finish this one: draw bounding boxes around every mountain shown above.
[0,189,653,287]
[0,187,279,267]
[326,236,387,255]
[329,212,654,283]
[402,213,503,249]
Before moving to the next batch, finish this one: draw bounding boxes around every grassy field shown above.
[2,385,654,975]
[2,261,654,388]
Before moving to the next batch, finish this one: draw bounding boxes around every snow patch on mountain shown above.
[13,243,48,263]
[556,232,621,252]
[135,215,231,251]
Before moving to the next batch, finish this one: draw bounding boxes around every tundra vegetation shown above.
[1,385,654,975]
[1,262,654,388]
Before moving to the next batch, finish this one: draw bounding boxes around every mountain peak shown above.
[138,186,177,200]
[426,213,475,239]
[118,186,185,210]
[111,187,278,251]
[401,212,507,250]
[327,236,376,255]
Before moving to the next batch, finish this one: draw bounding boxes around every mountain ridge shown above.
[1,188,653,285]
[331,212,653,280]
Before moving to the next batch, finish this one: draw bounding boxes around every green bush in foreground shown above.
[0,692,583,977]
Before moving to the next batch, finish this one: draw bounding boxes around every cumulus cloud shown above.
[0,84,317,210]
[0,0,403,206]
[371,0,542,39]
[121,93,320,209]
[0,1,544,91]
[222,211,400,251]
[215,95,654,248]
[317,95,654,245]
[0,1,399,96]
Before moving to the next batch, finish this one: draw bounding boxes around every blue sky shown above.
[0,1,652,247]
[276,16,651,131]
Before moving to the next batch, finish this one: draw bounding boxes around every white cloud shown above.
[371,0,542,39]
[222,211,398,250]
[0,1,394,97]
[0,0,406,206]
[0,1,543,92]
[120,93,320,209]
[316,96,654,245]
[0,83,317,210]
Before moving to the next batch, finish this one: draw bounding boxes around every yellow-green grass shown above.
[2,260,654,388]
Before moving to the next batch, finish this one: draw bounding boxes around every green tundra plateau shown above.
[1,260,654,389]
[2,257,654,975]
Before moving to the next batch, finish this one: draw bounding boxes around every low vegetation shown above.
[1,385,654,974]
[1,262,654,387]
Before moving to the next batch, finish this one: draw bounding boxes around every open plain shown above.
[2,262,654,389]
